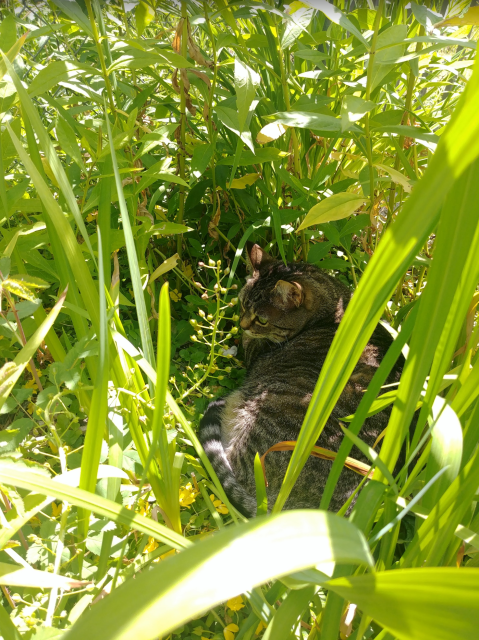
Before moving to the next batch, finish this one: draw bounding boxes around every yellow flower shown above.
[160,549,176,561]
[227,595,245,612]
[138,499,149,517]
[143,537,159,554]
[210,494,229,515]
[86,211,98,222]
[27,402,36,415]
[179,482,199,507]
[255,620,267,635]
[23,378,38,394]
[182,263,193,279]
[51,502,62,518]
[170,288,182,302]
[224,623,239,640]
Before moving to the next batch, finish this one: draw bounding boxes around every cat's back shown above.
[244,324,336,393]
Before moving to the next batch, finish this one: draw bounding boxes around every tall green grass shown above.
[0,1,478,639]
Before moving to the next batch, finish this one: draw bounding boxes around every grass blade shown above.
[79,226,109,538]
[0,463,189,551]
[63,511,372,640]
[273,53,479,513]
[0,289,66,411]
[326,567,479,640]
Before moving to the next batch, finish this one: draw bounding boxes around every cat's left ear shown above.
[273,280,303,309]
[246,243,274,273]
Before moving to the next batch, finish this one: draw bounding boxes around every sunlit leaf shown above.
[297,194,368,231]
[63,511,372,640]
[0,562,89,589]
[230,173,260,189]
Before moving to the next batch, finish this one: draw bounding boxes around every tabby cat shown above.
[198,244,403,517]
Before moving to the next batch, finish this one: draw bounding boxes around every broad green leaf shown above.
[136,1,155,37]
[294,51,330,64]
[341,96,376,132]
[436,7,479,28]
[422,398,462,511]
[304,0,370,49]
[149,222,192,236]
[50,0,93,36]
[256,122,288,144]
[401,422,479,568]
[0,463,189,551]
[263,585,316,640]
[0,77,16,116]
[282,9,314,49]
[135,171,188,194]
[0,33,27,81]
[230,173,260,189]
[327,568,479,640]
[217,147,289,166]
[0,602,21,640]
[216,105,255,152]
[270,111,345,133]
[297,194,367,231]
[235,58,260,133]
[190,143,213,180]
[28,60,101,97]
[154,172,188,187]
[410,2,443,30]
[149,253,179,284]
[292,94,334,112]
[63,511,372,640]
[371,25,408,91]
[0,13,17,54]
[108,49,191,73]
[0,562,88,590]
[375,163,413,193]
[371,124,439,145]
[55,115,85,169]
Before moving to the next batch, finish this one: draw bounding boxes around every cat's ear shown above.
[273,280,303,309]
[246,243,274,273]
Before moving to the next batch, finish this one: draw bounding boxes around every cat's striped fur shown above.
[199,244,403,517]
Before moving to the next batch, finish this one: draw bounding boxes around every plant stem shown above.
[84,0,116,114]
[273,19,307,260]
[181,268,223,400]
[364,0,385,217]
[176,2,188,291]
[387,37,422,227]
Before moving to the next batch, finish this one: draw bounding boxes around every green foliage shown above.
[0,1,478,640]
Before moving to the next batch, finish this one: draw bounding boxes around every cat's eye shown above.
[256,316,268,325]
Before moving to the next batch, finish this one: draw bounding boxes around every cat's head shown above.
[238,244,351,342]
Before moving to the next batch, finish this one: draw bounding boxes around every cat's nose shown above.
[240,316,251,329]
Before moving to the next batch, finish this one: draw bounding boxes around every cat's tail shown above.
[199,398,257,518]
